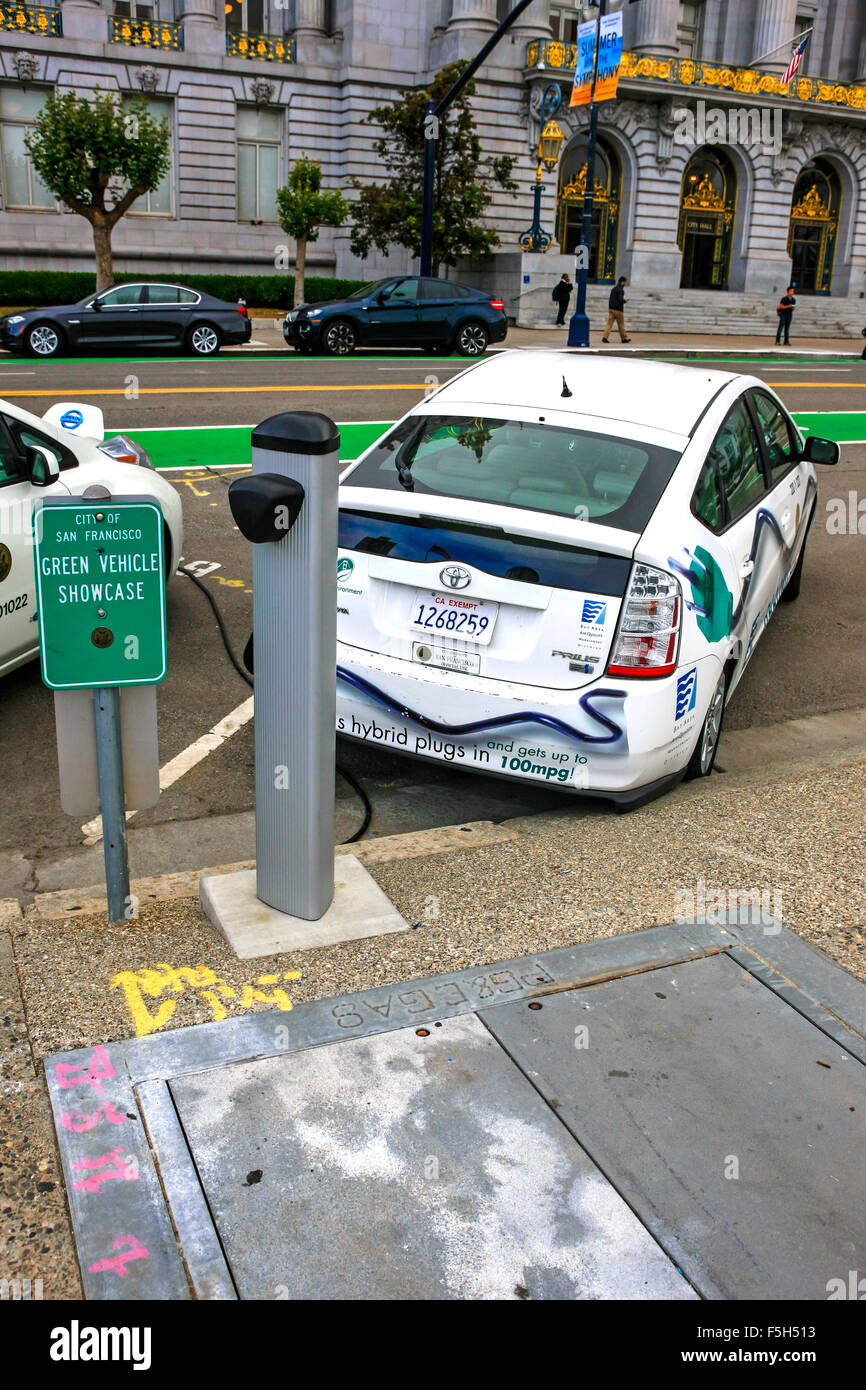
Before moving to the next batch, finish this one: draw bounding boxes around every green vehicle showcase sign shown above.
[34,498,167,690]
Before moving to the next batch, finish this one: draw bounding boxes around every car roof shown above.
[433,352,739,437]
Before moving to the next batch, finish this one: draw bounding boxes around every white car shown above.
[336,353,838,808]
[0,398,183,678]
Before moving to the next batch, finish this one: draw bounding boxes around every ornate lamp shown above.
[519,85,564,253]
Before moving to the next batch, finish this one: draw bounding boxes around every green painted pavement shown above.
[125,421,391,470]
[789,412,866,443]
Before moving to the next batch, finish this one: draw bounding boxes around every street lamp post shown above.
[568,0,608,348]
[519,87,565,253]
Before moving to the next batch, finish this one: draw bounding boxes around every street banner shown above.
[595,11,624,103]
[570,19,597,107]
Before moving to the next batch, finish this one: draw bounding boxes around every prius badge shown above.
[439,565,471,590]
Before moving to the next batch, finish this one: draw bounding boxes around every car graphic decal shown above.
[669,477,817,644]
[337,666,627,745]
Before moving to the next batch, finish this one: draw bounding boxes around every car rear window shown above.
[339,510,631,596]
[345,415,680,531]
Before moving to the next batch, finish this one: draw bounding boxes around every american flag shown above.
[783,32,810,86]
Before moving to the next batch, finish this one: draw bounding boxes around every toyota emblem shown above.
[439,565,471,590]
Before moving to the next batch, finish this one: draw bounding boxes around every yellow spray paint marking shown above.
[180,478,211,497]
[111,962,303,1037]
[216,576,245,588]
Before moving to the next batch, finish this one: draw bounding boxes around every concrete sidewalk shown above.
[2,739,864,1300]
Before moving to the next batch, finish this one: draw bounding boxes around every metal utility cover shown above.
[168,1013,694,1301]
[482,952,866,1301]
[34,498,166,689]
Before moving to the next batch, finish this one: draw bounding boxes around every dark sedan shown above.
[283,275,508,356]
[0,282,252,358]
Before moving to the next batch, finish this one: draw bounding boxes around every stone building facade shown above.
[0,0,865,325]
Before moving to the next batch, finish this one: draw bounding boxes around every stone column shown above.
[181,0,225,55]
[631,0,679,56]
[294,0,328,35]
[751,0,798,72]
[512,0,551,43]
[60,0,107,43]
[447,0,498,34]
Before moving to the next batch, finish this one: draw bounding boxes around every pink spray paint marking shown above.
[59,1100,128,1133]
[88,1234,150,1277]
[72,1145,139,1193]
[55,1043,116,1095]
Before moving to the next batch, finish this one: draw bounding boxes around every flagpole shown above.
[567,0,607,348]
[748,27,812,68]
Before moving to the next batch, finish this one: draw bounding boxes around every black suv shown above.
[283,276,507,356]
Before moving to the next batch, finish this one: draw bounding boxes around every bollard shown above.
[236,411,339,920]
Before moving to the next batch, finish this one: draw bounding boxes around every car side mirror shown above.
[376,290,389,304]
[802,435,840,466]
[90,298,101,310]
[27,444,60,487]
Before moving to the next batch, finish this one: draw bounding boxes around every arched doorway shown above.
[556,135,621,282]
[678,149,736,290]
[788,160,840,295]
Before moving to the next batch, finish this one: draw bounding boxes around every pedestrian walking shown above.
[552,273,573,326]
[860,326,866,360]
[602,276,631,343]
[776,286,796,345]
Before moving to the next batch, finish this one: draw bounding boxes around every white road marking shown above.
[81,696,255,845]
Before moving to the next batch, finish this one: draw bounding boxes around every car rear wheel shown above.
[187,323,221,356]
[26,322,64,358]
[454,320,489,356]
[686,669,727,779]
[322,319,357,355]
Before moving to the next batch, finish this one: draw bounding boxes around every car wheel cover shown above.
[326,322,355,354]
[30,325,59,355]
[191,326,218,354]
[459,324,486,354]
[699,675,726,774]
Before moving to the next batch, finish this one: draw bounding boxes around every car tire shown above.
[187,323,221,356]
[685,668,727,779]
[26,322,64,359]
[780,534,808,602]
[454,320,489,356]
[322,319,357,355]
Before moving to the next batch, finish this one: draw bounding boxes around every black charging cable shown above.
[179,565,372,843]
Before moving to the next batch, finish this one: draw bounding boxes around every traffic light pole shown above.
[420,0,535,277]
[568,0,607,348]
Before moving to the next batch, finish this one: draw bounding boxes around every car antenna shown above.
[561,375,573,398]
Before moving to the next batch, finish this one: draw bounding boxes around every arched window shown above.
[678,148,736,290]
[556,134,621,281]
[788,159,840,295]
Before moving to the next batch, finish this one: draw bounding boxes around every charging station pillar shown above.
[249,412,340,919]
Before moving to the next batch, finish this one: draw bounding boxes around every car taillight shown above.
[607,563,681,677]
[489,299,504,310]
[237,299,248,317]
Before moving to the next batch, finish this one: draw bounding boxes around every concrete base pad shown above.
[199,853,408,959]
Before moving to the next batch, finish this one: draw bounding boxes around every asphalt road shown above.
[0,341,863,898]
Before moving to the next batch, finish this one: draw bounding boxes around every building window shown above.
[795,13,814,73]
[0,88,54,211]
[237,106,281,222]
[677,1,704,58]
[550,6,581,44]
[124,97,173,216]
[113,0,156,16]
[226,0,266,33]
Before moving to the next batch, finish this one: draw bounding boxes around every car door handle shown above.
[780,510,792,526]
[739,558,754,576]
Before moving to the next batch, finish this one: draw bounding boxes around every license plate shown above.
[412,641,480,675]
[408,590,498,646]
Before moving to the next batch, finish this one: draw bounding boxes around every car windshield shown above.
[345,279,393,301]
[345,415,682,531]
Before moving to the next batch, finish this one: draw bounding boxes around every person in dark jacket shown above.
[602,277,631,343]
[552,273,573,326]
[776,286,796,345]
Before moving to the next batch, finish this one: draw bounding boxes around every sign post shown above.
[33,498,167,923]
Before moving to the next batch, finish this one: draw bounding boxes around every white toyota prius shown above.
[0,398,183,679]
[336,353,838,808]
